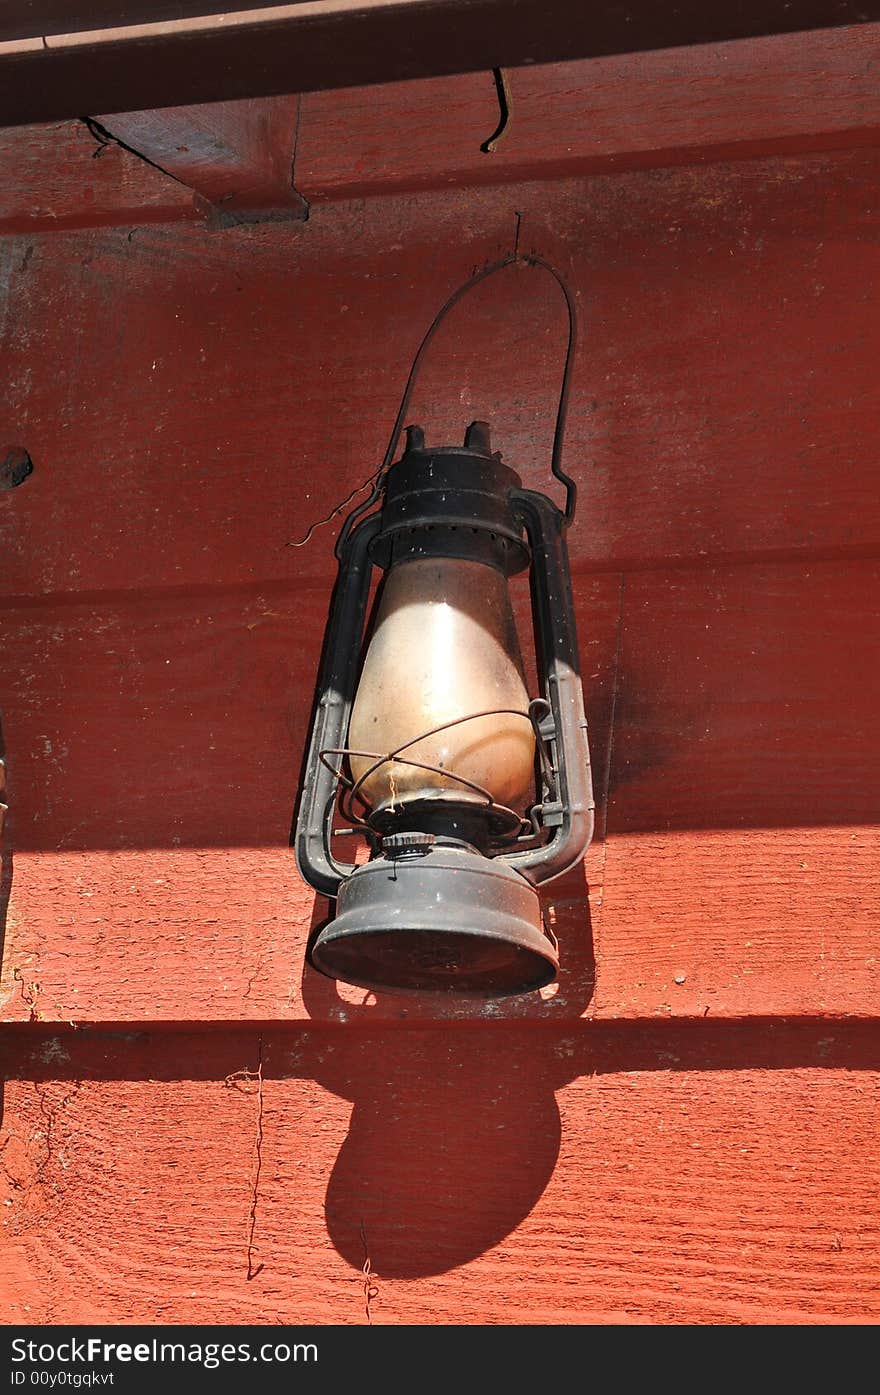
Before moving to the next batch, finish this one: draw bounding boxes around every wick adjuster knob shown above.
[381,831,437,858]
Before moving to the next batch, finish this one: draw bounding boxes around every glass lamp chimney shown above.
[348,555,535,819]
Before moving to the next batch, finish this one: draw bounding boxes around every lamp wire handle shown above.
[335,251,578,558]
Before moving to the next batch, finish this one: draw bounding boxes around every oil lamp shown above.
[295,257,594,995]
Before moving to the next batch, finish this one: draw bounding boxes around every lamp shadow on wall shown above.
[300,863,595,1278]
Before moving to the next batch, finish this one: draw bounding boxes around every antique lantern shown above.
[295,256,594,995]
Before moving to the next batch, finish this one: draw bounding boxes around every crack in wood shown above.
[360,1220,379,1324]
[224,1038,265,1281]
[33,1079,81,1187]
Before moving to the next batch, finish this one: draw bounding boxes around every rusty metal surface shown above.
[3,1,880,126]
[309,841,557,995]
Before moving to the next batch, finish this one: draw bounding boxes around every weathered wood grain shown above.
[299,24,880,201]
[2,150,880,602]
[99,97,308,223]
[4,1,880,129]
[2,1024,879,1323]
[0,121,195,233]
[591,559,880,1014]
[609,562,880,834]
[596,826,880,1018]
[4,827,875,1024]
[4,26,880,231]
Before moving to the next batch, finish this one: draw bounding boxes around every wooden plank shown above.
[5,27,880,232]
[3,1023,879,1322]
[97,97,308,224]
[1,560,877,1023]
[593,559,880,1017]
[595,826,880,1018]
[299,25,880,201]
[609,562,880,835]
[3,1,880,128]
[0,586,325,854]
[0,121,196,233]
[4,827,874,1024]
[2,149,880,597]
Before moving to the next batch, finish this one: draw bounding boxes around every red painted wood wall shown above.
[1,33,879,1324]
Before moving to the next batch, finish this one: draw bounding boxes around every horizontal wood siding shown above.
[2,1026,879,1323]
[1,142,878,1321]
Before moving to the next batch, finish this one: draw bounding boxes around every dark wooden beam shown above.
[2,0,880,127]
